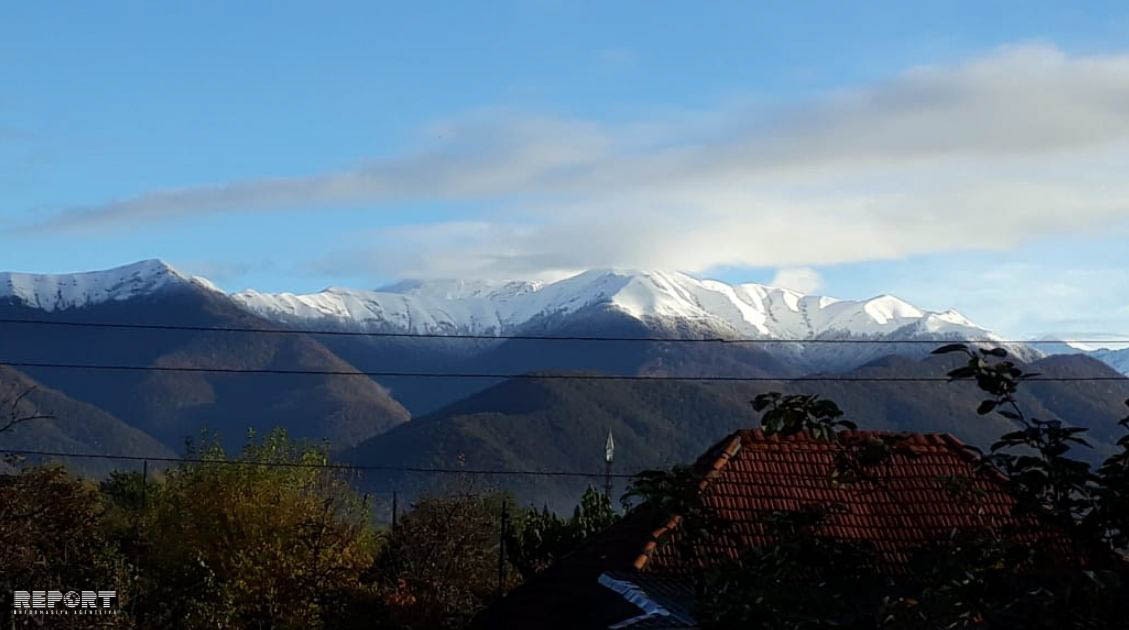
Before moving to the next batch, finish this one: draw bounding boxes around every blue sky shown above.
[4,1,1129,337]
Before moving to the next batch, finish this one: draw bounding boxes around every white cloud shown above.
[23,44,1129,279]
[769,267,823,293]
[867,255,1129,339]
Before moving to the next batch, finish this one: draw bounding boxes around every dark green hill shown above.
[343,375,762,511]
[320,304,803,415]
[0,282,409,452]
[0,365,174,477]
[345,353,1129,511]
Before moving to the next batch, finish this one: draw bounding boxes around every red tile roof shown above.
[637,429,1025,572]
[477,428,1047,628]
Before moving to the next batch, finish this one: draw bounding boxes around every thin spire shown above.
[604,430,615,499]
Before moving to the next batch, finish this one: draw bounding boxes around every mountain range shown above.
[2,260,1127,507]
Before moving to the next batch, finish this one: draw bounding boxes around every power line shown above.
[2,360,1127,382]
[0,448,639,479]
[2,317,1125,345]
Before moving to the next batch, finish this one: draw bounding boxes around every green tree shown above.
[122,428,381,628]
[507,486,619,579]
[699,508,885,629]
[0,466,132,628]
[375,491,516,629]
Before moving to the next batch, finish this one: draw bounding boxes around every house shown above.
[475,428,1037,629]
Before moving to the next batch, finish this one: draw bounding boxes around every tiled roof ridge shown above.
[633,432,744,570]
[740,427,961,445]
[739,428,985,464]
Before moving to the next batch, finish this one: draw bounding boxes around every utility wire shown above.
[2,317,1125,345]
[0,448,639,479]
[2,360,1127,382]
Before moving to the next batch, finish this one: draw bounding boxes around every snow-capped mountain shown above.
[230,268,1040,373]
[0,259,219,312]
[232,268,1000,342]
[7,259,1128,424]
[1090,348,1129,375]
[0,259,410,450]
[1022,336,1129,377]
[0,260,1030,367]
[235,268,961,338]
[1,259,1011,342]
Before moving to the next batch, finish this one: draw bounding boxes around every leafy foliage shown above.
[507,486,619,579]
[881,530,1122,629]
[624,464,729,552]
[934,344,1098,530]
[375,491,516,629]
[752,392,855,440]
[113,429,382,628]
[0,467,132,628]
[699,507,886,629]
[1094,400,1129,549]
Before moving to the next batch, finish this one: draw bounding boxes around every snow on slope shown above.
[23,261,1129,373]
[0,260,1026,358]
[1027,337,1129,376]
[231,268,1002,345]
[0,259,218,311]
[1092,348,1129,375]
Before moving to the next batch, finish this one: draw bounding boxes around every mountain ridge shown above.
[2,259,1012,345]
[6,260,1127,385]
[0,259,220,312]
[232,268,998,343]
[1,266,411,451]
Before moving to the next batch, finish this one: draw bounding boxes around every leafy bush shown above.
[0,466,132,628]
[375,491,514,629]
[116,428,382,628]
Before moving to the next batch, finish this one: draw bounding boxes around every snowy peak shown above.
[1032,335,1129,376]
[862,295,922,323]
[1,260,1004,348]
[532,269,992,341]
[0,259,216,312]
[231,267,998,344]
[1092,348,1129,375]
[3,260,1034,370]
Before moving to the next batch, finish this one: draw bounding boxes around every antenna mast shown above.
[604,430,615,498]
